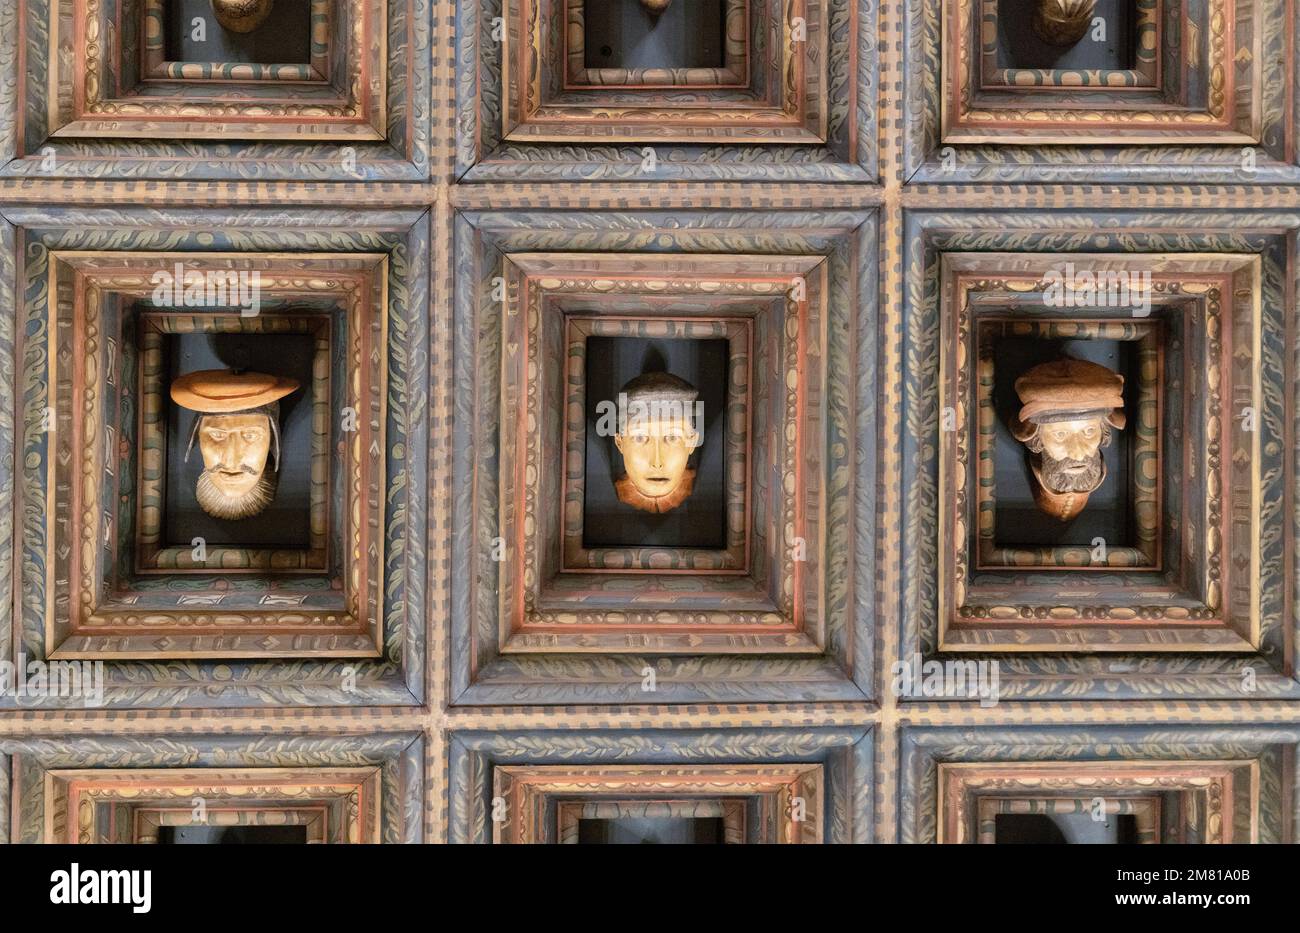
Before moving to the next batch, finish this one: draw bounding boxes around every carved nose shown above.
[218,436,245,468]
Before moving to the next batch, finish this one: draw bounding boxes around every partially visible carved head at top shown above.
[1032,0,1098,46]
[211,0,274,33]
[640,0,672,12]
[1012,358,1126,521]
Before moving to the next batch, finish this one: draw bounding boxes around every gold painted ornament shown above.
[1032,0,1097,46]
[210,0,274,33]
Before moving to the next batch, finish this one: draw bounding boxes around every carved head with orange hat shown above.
[170,369,300,520]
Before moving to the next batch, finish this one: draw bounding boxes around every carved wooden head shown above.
[172,369,300,520]
[1032,0,1097,47]
[612,371,703,514]
[1012,358,1126,521]
[211,0,274,34]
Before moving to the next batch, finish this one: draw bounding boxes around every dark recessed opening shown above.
[157,823,310,844]
[164,0,313,64]
[995,0,1138,71]
[582,335,729,551]
[160,326,316,550]
[583,0,727,71]
[577,816,726,844]
[991,335,1138,549]
[995,812,1140,844]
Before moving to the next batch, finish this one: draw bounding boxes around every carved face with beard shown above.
[171,369,300,522]
[192,408,281,520]
[1012,359,1126,522]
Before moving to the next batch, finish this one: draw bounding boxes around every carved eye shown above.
[241,429,263,442]
[205,428,228,442]
[664,433,681,445]
[632,434,650,445]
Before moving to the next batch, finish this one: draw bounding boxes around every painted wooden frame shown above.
[5,206,430,708]
[940,760,1254,843]
[53,0,384,140]
[448,726,874,843]
[452,210,877,704]
[977,0,1162,90]
[972,317,1162,571]
[455,0,878,181]
[555,798,748,844]
[42,253,386,660]
[49,766,381,844]
[899,725,1288,843]
[944,0,1250,145]
[936,252,1262,653]
[505,0,826,143]
[0,732,424,843]
[134,310,335,574]
[493,763,823,843]
[140,0,334,82]
[498,252,820,652]
[132,805,330,844]
[901,213,1291,699]
[564,0,750,88]
[974,795,1163,844]
[903,0,1297,182]
[1,0,430,178]
[560,314,752,574]
[6,2,1300,853]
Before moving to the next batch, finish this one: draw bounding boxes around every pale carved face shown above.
[614,415,700,502]
[197,412,273,499]
[1027,417,1108,493]
[1036,416,1105,465]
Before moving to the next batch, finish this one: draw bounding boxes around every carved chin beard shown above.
[1039,454,1104,493]
[195,469,279,520]
[615,468,696,514]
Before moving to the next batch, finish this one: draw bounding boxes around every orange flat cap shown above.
[1014,358,1125,426]
[170,369,300,414]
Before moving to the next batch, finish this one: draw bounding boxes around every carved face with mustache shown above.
[1012,359,1126,522]
[171,369,300,522]
[1031,416,1109,492]
[192,410,280,520]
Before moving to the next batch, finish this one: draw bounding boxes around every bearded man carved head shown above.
[1011,358,1126,522]
[170,369,300,521]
